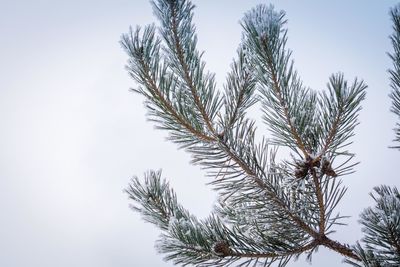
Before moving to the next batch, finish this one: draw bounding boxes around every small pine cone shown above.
[213,240,231,257]
[294,167,308,179]
[294,160,309,179]
[312,158,321,168]
[321,158,337,177]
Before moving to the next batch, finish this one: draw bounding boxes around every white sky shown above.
[0,0,399,266]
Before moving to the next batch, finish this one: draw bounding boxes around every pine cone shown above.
[294,159,310,179]
[294,166,308,179]
[312,157,321,168]
[294,156,321,179]
[321,158,337,177]
[213,240,231,257]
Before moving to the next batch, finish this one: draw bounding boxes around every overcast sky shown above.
[0,0,399,266]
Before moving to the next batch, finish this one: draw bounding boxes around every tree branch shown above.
[311,168,326,234]
[319,109,342,158]
[320,235,360,261]
[229,240,317,258]
[265,55,309,158]
[139,54,215,142]
[170,6,217,135]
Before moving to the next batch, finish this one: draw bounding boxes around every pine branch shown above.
[239,5,362,256]
[152,0,221,136]
[389,5,400,149]
[127,171,314,266]
[222,47,258,131]
[241,4,366,160]
[240,5,343,161]
[121,25,214,144]
[345,186,400,266]
[318,74,367,157]
[120,4,324,249]
[120,15,316,245]
[122,1,367,265]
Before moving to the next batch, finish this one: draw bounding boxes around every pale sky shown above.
[0,0,399,266]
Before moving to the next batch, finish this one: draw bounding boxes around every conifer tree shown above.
[121,1,400,266]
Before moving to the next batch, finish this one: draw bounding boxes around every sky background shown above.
[0,0,399,266]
